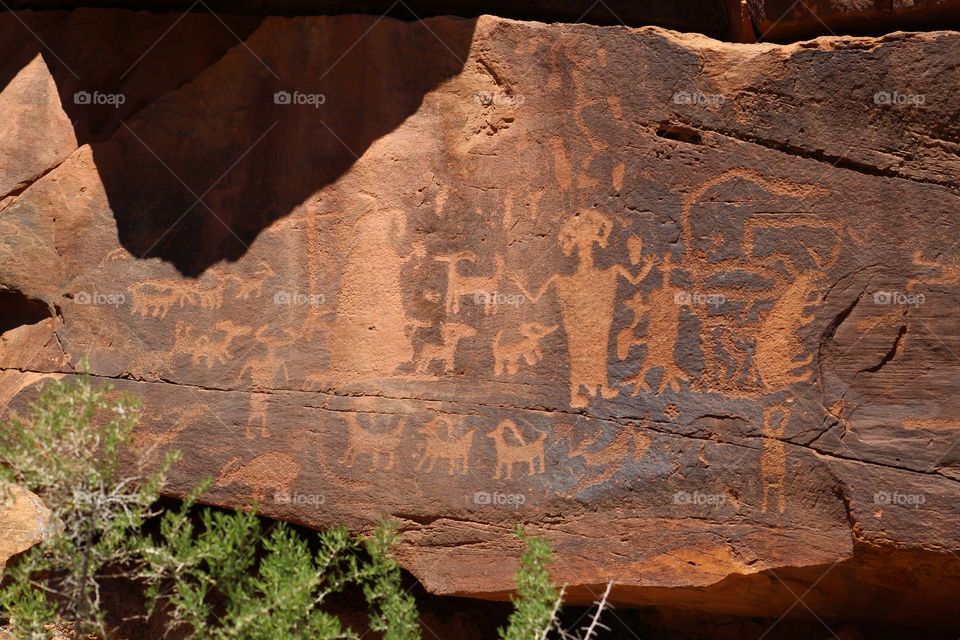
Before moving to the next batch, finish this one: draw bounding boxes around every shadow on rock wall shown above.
[0,9,475,276]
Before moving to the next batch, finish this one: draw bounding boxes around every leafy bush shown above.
[500,525,560,640]
[138,500,420,640]
[0,374,177,639]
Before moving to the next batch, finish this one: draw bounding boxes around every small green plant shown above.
[501,527,615,640]
[500,525,560,640]
[138,498,422,640]
[0,373,178,639]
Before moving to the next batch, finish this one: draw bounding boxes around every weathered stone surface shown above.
[748,0,960,40]
[0,484,56,574]
[1,9,959,635]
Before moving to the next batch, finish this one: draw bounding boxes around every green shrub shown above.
[0,373,177,639]
[500,525,560,640]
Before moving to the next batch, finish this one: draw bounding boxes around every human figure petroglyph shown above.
[492,322,558,376]
[413,416,476,475]
[173,320,251,368]
[760,404,790,513]
[512,210,656,408]
[415,323,477,374]
[434,251,506,315]
[339,414,406,472]
[327,203,424,377]
[244,393,270,440]
[488,419,547,480]
[216,451,300,504]
[619,254,690,395]
[130,277,226,318]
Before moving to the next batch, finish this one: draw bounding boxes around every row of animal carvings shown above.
[121,211,956,409]
[203,408,792,514]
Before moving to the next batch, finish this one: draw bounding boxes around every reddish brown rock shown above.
[748,0,960,40]
[0,485,57,574]
[1,9,959,636]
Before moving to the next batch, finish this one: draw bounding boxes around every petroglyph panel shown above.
[1,11,958,623]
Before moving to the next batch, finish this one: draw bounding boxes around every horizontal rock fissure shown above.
[3,366,954,483]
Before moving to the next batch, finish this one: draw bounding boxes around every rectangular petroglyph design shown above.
[0,11,958,618]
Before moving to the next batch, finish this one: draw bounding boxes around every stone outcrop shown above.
[748,0,960,41]
[0,485,56,574]
[1,8,959,636]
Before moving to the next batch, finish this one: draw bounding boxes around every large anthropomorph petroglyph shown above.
[512,210,656,408]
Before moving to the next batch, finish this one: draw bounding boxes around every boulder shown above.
[0,485,55,574]
[0,9,958,634]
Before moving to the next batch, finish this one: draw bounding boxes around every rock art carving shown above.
[239,324,301,389]
[491,321,558,376]
[434,251,506,315]
[563,418,652,497]
[130,277,226,318]
[754,271,820,391]
[130,403,208,456]
[621,255,689,395]
[512,210,656,407]
[488,419,548,480]
[339,414,406,472]
[216,451,300,503]
[326,204,423,377]
[415,322,477,374]
[760,404,790,513]
[413,415,476,475]
[910,249,960,289]
[223,260,276,300]
[173,320,251,368]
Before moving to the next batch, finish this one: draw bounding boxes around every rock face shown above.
[1,8,959,635]
[0,485,56,574]
[748,0,960,40]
